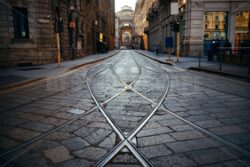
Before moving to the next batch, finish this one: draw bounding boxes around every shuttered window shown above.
[13,7,29,39]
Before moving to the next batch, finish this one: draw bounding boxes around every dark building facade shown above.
[115,6,135,49]
[141,0,250,58]
[0,0,115,67]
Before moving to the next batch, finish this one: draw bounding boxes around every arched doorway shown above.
[120,23,133,48]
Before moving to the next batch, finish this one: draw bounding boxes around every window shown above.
[215,24,219,30]
[235,11,250,47]
[204,12,227,40]
[13,7,29,39]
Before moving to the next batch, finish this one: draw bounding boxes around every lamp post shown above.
[69,5,76,60]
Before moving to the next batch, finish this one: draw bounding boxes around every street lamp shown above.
[69,5,76,60]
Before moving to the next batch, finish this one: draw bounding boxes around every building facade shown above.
[0,0,115,67]
[115,6,135,49]
[134,0,155,50]
[137,0,250,57]
[179,0,250,57]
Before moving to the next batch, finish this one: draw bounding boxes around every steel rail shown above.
[173,77,250,100]
[0,53,124,165]
[110,54,141,87]
[136,50,250,99]
[87,54,153,167]
[0,52,123,114]
[133,51,250,158]
[0,89,125,164]
[91,52,170,167]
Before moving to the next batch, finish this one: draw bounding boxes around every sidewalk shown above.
[136,50,250,80]
[0,50,119,89]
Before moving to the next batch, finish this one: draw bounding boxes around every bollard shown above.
[219,50,222,71]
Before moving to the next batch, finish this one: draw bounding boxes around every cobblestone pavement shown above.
[0,50,250,166]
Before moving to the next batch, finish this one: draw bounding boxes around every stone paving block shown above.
[150,154,197,167]
[86,122,112,130]
[54,112,78,120]
[139,144,172,158]
[187,110,208,116]
[138,134,176,146]
[188,148,234,165]
[240,123,250,131]
[45,132,73,141]
[224,133,250,145]
[170,130,204,141]
[60,158,94,167]
[74,147,107,161]
[0,117,28,126]
[219,117,246,125]
[143,122,162,129]
[137,127,173,137]
[185,138,222,150]
[209,125,248,135]
[31,109,59,116]
[0,136,20,150]
[33,140,61,152]
[158,119,184,127]
[6,128,41,141]
[194,119,223,128]
[106,165,142,167]
[112,153,139,163]
[19,121,54,132]
[185,115,215,122]
[15,112,46,121]
[60,125,80,133]
[170,124,194,132]
[61,136,90,151]
[74,127,96,138]
[85,128,112,145]
[99,132,116,148]
[12,152,48,167]
[43,145,73,163]
[223,160,250,167]
[166,141,191,153]
[150,113,175,121]
[39,117,68,126]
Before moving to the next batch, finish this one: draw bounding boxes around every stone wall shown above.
[0,0,115,67]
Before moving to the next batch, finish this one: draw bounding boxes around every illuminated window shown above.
[235,11,250,47]
[204,12,228,40]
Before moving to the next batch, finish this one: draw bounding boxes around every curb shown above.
[0,77,46,95]
[135,50,173,66]
[0,51,120,93]
[189,67,250,81]
[66,51,120,72]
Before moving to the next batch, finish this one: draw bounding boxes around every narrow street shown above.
[0,50,250,167]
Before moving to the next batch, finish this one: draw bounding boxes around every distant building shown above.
[0,0,115,67]
[115,6,135,49]
[134,0,155,50]
[136,0,250,57]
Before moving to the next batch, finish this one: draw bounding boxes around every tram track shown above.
[1,50,249,166]
[87,51,171,166]
[89,51,250,166]
[0,52,125,166]
[132,52,250,160]
[0,52,124,115]
[136,51,250,99]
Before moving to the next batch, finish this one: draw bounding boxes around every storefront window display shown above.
[203,12,228,55]
[204,11,228,41]
[235,11,250,48]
